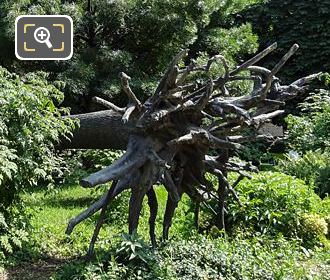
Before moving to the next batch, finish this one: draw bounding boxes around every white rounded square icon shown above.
[15,15,73,60]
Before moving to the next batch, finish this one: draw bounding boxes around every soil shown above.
[0,258,67,280]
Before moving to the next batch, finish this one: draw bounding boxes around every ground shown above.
[1,258,67,280]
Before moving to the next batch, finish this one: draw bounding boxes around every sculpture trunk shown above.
[59,110,134,150]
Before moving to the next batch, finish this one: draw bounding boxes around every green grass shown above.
[20,184,194,259]
[23,184,101,257]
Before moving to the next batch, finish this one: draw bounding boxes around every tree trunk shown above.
[59,110,134,150]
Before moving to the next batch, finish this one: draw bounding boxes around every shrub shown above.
[53,235,311,280]
[226,172,328,243]
[115,231,155,265]
[285,90,330,153]
[298,214,328,241]
[0,67,75,262]
[277,90,330,198]
[0,207,29,262]
[278,150,330,198]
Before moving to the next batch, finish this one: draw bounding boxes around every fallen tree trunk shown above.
[59,110,134,150]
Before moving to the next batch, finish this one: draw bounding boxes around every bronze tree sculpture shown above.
[63,43,321,257]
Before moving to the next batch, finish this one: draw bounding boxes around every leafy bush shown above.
[278,150,330,198]
[316,166,330,198]
[278,90,330,198]
[285,90,330,153]
[0,67,75,261]
[60,149,123,184]
[227,172,328,243]
[54,235,311,280]
[115,231,154,265]
[298,214,328,242]
[0,207,29,262]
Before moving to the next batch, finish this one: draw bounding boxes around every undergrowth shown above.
[1,170,328,279]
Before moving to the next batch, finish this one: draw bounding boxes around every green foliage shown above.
[1,1,329,276]
[316,166,330,199]
[0,67,76,201]
[60,149,123,184]
[278,150,330,198]
[280,90,330,198]
[227,172,328,244]
[187,0,260,57]
[285,90,330,153]
[237,140,275,167]
[0,0,260,111]
[298,213,328,243]
[0,67,75,262]
[115,231,154,265]
[240,0,330,82]
[54,235,313,280]
[6,175,328,279]
[0,206,29,262]
[203,23,258,62]
[18,184,109,260]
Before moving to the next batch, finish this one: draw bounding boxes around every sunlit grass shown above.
[21,183,194,258]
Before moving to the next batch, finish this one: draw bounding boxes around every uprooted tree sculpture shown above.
[63,42,321,257]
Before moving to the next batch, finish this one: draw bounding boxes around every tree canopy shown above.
[0,0,260,111]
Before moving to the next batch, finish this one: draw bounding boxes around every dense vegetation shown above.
[239,0,330,82]
[0,68,76,261]
[0,0,329,279]
[0,0,260,112]
[237,0,330,118]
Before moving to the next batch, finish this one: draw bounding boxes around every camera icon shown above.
[15,15,73,60]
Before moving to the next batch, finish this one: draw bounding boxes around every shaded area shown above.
[42,196,98,209]
[4,257,67,280]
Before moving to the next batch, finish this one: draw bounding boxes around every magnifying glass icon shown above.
[34,27,53,48]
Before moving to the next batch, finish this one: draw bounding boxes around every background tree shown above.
[239,0,330,82]
[0,0,259,112]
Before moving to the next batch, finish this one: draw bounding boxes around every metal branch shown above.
[87,180,118,259]
[230,43,277,76]
[119,72,142,108]
[92,96,125,113]
[262,44,299,97]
